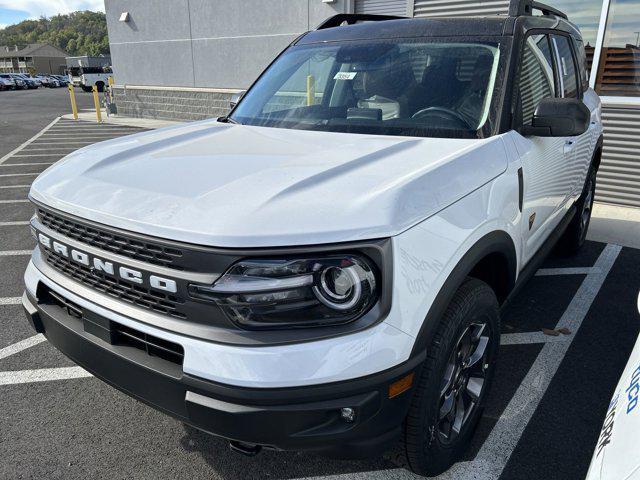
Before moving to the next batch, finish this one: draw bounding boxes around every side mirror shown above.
[520,97,590,137]
[229,90,246,110]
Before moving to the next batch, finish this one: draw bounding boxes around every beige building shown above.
[0,43,68,75]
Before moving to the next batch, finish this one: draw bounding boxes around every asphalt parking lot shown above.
[0,86,95,158]
[1,94,639,480]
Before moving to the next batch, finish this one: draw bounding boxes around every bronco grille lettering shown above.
[37,232,178,294]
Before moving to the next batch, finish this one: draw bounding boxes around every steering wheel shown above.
[411,107,473,130]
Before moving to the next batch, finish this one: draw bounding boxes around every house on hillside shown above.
[0,43,68,75]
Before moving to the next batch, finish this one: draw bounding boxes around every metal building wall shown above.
[413,0,509,17]
[597,106,640,207]
[355,0,410,15]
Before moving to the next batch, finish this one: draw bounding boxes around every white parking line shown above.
[0,221,30,226]
[30,141,106,145]
[0,250,32,256]
[18,147,79,152]
[0,334,45,361]
[9,154,67,158]
[0,185,30,189]
[47,128,138,132]
[0,117,60,166]
[0,366,92,386]
[0,200,30,204]
[536,266,600,276]
[36,134,128,138]
[0,297,22,305]
[0,162,54,167]
[0,173,38,177]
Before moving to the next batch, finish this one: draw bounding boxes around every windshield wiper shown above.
[218,116,240,124]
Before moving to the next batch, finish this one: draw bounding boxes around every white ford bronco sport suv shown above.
[23,0,602,476]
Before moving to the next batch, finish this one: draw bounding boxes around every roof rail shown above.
[508,0,568,19]
[315,13,405,30]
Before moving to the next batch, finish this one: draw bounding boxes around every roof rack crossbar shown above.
[509,0,568,20]
[508,0,568,19]
[315,13,405,31]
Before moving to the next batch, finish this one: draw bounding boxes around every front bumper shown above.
[22,286,423,457]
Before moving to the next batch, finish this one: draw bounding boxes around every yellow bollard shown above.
[68,84,78,120]
[92,85,102,123]
[306,75,315,106]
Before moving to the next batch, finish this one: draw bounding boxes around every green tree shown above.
[0,11,109,57]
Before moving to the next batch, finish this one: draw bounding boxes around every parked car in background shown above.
[52,75,69,86]
[68,66,112,91]
[586,323,640,480]
[35,75,60,88]
[34,75,51,87]
[0,74,17,89]
[12,74,39,89]
[4,74,26,89]
[0,76,14,90]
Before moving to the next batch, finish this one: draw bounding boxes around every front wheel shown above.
[392,278,500,476]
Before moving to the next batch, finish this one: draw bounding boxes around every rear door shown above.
[550,34,592,204]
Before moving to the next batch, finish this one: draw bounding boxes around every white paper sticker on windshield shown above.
[334,72,357,81]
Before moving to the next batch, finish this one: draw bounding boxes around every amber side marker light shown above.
[388,373,414,399]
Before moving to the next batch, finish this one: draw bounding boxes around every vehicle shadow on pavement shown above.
[179,424,395,480]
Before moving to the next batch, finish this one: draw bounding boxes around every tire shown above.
[391,278,500,477]
[558,165,597,255]
[96,82,105,92]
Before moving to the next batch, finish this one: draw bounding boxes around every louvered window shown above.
[355,0,408,15]
[593,0,640,97]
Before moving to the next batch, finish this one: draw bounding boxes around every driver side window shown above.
[518,35,555,126]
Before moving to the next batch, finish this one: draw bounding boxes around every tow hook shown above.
[229,441,262,457]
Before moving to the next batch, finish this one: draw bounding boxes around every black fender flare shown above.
[593,134,604,171]
[410,230,517,356]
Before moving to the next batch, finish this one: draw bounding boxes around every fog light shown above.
[340,407,356,423]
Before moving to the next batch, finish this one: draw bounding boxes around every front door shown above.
[514,34,575,264]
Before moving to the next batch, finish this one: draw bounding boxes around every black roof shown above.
[297,0,582,46]
[298,17,512,45]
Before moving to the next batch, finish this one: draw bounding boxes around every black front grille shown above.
[41,285,184,366]
[44,248,187,320]
[112,323,184,366]
[38,208,184,269]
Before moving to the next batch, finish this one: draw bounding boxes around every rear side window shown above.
[551,35,579,98]
[573,39,589,91]
[518,35,555,125]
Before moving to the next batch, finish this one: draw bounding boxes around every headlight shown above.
[188,254,378,329]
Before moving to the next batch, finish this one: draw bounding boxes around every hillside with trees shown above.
[0,11,109,57]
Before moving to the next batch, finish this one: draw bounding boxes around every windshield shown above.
[230,38,503,139]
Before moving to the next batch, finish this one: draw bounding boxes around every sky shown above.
[0,1,104,29]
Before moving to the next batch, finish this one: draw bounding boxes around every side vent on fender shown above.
[517,168,524,212]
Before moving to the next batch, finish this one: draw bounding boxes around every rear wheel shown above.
[96,81,105,92]
[391,278,500,476]
[558,166,597,254]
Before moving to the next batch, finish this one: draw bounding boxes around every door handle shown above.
[563,140,575,154]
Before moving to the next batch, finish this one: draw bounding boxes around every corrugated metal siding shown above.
[355,0,408,15]
[596,106,640,207]
[413,0,509,17]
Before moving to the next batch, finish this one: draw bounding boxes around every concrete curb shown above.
[61,110,182,129]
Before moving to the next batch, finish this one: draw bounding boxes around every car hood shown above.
[30,120,509,248]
